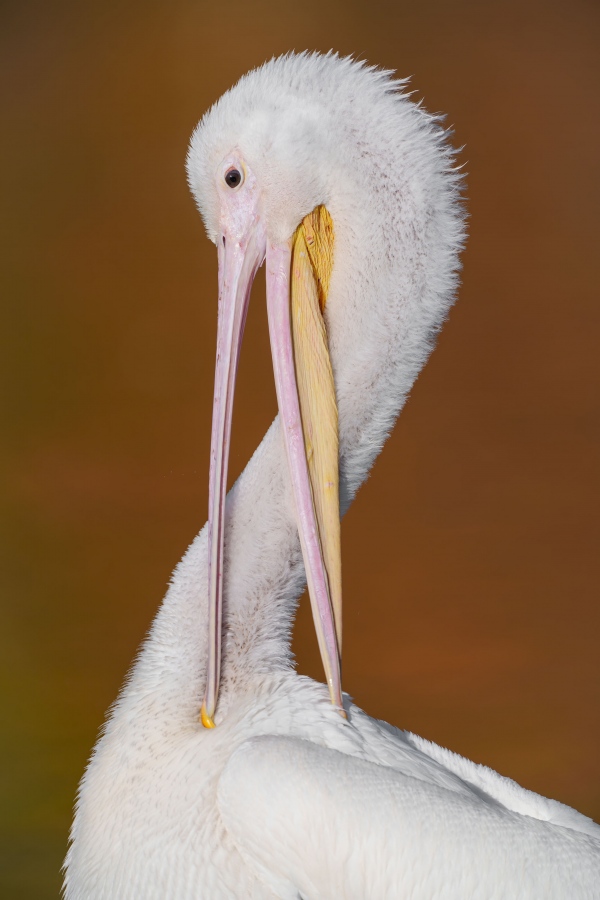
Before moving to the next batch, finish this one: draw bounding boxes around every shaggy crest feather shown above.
[64,52,599,900]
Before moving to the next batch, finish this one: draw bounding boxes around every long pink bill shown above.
[266,240,344,715]
[201,227,266,728]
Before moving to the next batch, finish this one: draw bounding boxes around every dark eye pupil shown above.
[225,169,241,188]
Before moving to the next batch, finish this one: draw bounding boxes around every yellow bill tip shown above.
[200,703,216,729]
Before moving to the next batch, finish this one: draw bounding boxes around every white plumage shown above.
[64,53,600,898]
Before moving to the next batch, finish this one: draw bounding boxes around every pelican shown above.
[64,52,600,898]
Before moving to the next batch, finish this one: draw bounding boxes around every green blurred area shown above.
[1,0,599,895]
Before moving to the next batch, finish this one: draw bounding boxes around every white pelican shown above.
[64,52,600,898]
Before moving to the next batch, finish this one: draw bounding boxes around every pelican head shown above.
[187,56,349,726]
[187,52,464,728]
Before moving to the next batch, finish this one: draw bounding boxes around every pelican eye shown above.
[224,168,243,189]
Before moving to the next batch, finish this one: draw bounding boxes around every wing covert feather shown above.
[218,736,600,900]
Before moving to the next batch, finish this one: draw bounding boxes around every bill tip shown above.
[200,703,216,729]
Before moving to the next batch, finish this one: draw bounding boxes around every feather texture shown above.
[219,736,600,900]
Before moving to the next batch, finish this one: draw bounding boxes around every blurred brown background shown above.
[1,0,599,895]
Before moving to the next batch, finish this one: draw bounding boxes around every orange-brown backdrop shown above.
[1,0,599,895]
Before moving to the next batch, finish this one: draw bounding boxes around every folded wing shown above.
[218,735,600,900]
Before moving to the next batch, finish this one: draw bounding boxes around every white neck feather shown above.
[116,69,464,729]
